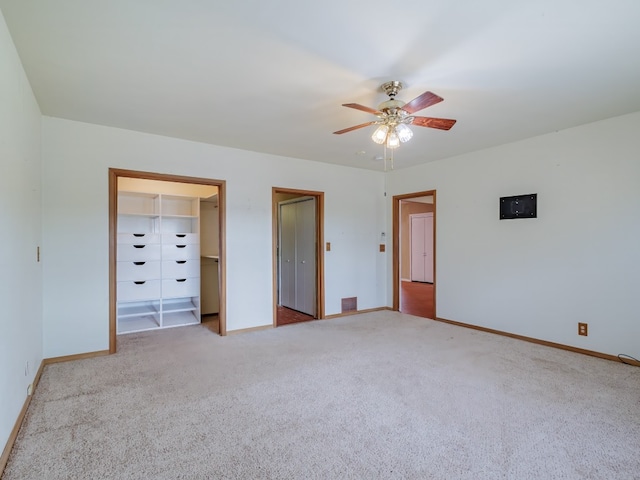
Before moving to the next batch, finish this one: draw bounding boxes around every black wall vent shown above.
[500,194,537,219]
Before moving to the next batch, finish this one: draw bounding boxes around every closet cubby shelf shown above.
[117,302,160,318]
[118,212,161,218]
[162,299,198,313]
[161,214,198,219]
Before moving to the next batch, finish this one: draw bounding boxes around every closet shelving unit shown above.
[116,191,201,334]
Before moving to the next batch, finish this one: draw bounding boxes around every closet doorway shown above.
[108,169,226,354]
[272,188,325,326]
[392,191,436,319]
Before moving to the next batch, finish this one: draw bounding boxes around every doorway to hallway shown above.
[400,280,434,318]
[393,191,436,319]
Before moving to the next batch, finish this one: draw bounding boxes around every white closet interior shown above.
[116,178,218,334]
[200,198,220,315]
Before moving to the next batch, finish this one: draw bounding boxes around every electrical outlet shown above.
[578,322,588,336]
[27,384,33,396]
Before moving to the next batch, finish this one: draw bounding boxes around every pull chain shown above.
[383,144,388,172]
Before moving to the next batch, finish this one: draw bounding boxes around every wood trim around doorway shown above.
[272,187,325,326]
[392,190,436,314]
[108,168,227,354]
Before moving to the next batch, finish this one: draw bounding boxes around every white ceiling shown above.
[2,0,640,171]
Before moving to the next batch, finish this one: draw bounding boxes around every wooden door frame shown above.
[272,187,325,326]
[392,190,436,313]
[109,168,227,354]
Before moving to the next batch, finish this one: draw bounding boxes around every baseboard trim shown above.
[43,349,110,365]
[226,325,273,335]
[324,306,392,320]
[0,360,45,476]
[434,316,637,365]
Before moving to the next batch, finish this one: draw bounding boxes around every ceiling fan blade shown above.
[401,91,443,114]
[411,117,457,130]
[342,103,382,115]
[333,121,377,135]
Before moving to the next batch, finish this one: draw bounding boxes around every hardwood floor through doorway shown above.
[277,306,315,326]
[400,281,434,319]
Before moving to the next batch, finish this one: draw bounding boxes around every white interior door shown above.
[410,213,434,283]
[279,202,296,309]
[278,198,316,315]
[295,198,316,316]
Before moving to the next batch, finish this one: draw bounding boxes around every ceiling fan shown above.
[333,81,456,149]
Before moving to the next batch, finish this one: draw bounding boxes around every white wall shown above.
[0,10,42,452]
[41,117,386,357]
[386,111,640,358]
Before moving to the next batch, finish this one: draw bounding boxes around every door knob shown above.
[301,260,306,263]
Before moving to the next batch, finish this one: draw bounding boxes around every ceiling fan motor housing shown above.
[379,81,409,122]
[377,98,407,114]
[381,80,403,98]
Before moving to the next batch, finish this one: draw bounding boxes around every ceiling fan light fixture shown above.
[396,123,413,143]
[386,131,400,149]
[334,81,455,162]
[371,124,389,144]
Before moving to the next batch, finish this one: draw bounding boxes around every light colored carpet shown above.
[3,311,640,479]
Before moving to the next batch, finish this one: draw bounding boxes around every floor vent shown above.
[341,297,357,313]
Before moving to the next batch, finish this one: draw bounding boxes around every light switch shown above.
[326,242,331,251]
